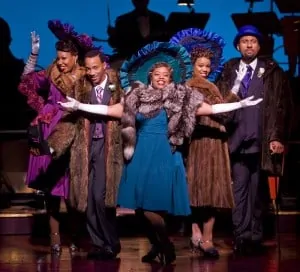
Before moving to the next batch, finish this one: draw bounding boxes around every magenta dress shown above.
[19,70,69,198]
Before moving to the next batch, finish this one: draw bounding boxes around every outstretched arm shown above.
[196,96,263,116]
[57,96,123,118]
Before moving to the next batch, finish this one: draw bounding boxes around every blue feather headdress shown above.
[170,28,225,81]
[120,41,193,91]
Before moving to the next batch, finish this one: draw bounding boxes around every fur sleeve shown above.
[167,84,203,147]
[47,112,77,159]
[121,83,140,160]
[268,68,293,143]
[182,85,204,138]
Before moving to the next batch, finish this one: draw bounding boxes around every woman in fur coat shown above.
[18,21,94,254]
[170,28,241,258]
[59,42,261,265]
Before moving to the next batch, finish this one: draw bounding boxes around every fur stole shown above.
[46,63,87,97]
[121,81,203,160]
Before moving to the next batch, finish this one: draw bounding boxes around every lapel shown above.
[102,80,112,105]
[90,86,97,103]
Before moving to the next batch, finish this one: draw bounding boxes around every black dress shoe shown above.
[249,240,266,255]
[111,243,121,255]
[87,246,118,260]
[233,238,249,255]
[87,247,104,259]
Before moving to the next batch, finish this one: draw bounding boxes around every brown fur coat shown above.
[47,68,123,211]
[215,57,293,175]
[121,81,203,160]
[185,76,234,208]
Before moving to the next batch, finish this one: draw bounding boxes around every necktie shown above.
[240,65,252,98]
[95,85,104,103]
[93,85,104,139]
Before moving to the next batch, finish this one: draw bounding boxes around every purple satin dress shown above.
[19,71,69,198]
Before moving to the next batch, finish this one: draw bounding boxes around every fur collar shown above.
[187,76,223,104]
[46,63,86,96]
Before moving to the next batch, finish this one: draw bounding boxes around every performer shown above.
[215,25,292,253]
[58,41,262,264]
[18,20,94,254]
[76,49,123,260]
[170,28,241,258]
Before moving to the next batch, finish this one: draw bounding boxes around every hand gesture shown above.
[240,95,263,108]
[31,31,40,55]
[231,68,246,94]
[270,141,284,154]
[57,96,80,111]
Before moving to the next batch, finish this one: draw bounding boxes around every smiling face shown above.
[55,40,78,73]
[191,47,214,79]
[56,51,78,73]
[193,56,211,79]
[85,55,107,86]
[149,63,172,89]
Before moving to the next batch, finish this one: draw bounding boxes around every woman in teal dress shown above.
[59,41,262,265]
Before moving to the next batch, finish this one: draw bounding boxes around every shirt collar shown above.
[95,74,108,90]
[239,58,257,72]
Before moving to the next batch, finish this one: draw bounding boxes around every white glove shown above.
[31,31,40,55]
[22,31,40,75]
[58,96,108,115]
[231,68,246,94]
[240,96,263,108]
[57,96,80,111]
[211,96,263,114]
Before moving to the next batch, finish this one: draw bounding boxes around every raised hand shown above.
[231,68,246,94]
[31,31,40,55]
[240,95,263,108]
[57,96,80,111]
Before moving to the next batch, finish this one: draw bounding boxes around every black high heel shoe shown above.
[141,245,160,263]
[159,241,176,266]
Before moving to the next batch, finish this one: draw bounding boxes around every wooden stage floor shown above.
[0,234,299,272]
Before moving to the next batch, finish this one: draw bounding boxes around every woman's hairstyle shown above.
[148,62,173,83]
[190,47,214,64]
[55,40,78,55]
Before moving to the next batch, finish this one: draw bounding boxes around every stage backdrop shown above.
[1,0,298,71]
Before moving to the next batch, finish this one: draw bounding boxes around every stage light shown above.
[177,0,194,6]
